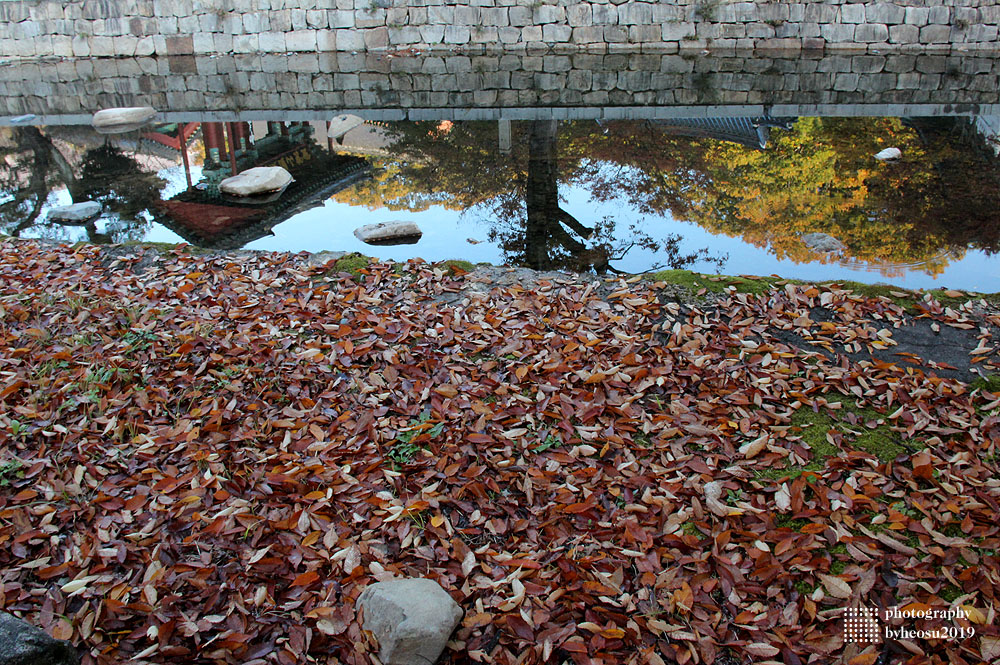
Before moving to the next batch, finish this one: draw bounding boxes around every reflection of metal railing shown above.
[649,116,796,149]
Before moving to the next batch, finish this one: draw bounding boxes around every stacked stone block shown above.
[2,52,999,118]
[0,0,997,59]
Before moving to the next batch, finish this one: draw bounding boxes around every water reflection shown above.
[156,121,370,249]
[1,115,999,287]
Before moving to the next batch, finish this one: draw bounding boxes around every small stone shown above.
[874,147,902,161]
[219,167,293,197]
[305,250,347,267]
[0,612,79,665]
[328,114,365,140]
[91,106,157,134]
[801,232,847,253]
[358,578,463,665]
[48,201,101,223]
[354,221,422,246]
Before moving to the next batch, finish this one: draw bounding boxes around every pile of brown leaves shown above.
[0,240,998,665]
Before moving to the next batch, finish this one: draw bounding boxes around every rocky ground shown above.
[1,239,999,665]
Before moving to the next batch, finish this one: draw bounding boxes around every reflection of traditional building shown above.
[154,121,372,249]
[649,116,796,149]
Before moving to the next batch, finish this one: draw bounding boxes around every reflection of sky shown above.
[558,185,1000,292]
[231,179,1000,292]
[14,146,1000,292]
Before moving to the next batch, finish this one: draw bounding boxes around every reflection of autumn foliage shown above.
[333,121,527,217]
[579,117,1000,276]
[332,118,1000,277]
[332,121,723,272]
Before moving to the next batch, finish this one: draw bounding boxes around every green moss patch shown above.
[330,252,374,277]
[645,269,791,295]
[971,375,1000,393]
[437,259,476,275]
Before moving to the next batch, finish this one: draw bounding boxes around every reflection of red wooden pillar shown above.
[234,121,251,151]
[280,122,289,137]
[203,122,226,161]
[326,121,333,150]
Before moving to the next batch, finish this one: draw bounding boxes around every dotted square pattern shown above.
[843,606,882,644]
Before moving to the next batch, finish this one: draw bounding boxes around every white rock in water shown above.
[91,107,157,133]
[219,167,294,197]
[354,221,422,245]
[801,232,847,253]
[48,201,101,222]
[328,114,365,140]
[358,578,463,665]
[874,147,901,161]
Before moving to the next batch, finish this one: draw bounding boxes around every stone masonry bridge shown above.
[2,52,999,124]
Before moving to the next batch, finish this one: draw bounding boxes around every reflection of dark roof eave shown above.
[157,159,374,250]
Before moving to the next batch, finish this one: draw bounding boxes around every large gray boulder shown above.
[91,107,157,134]
[219,166,293,197]
[358,578,463,665]
[48,202,101,223]
[0,612,79,665]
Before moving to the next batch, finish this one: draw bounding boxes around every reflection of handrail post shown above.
[180,129,192,188]
[225,122,239,176]
[498,119,511,155]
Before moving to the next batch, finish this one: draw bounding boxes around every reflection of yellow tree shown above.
[691,118,953,270]
[329,118,1000,277]
[331,160,461,212]
[578,117,979,276]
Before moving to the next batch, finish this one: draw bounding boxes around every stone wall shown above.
[0,0,997,59]
[2,52,998,120]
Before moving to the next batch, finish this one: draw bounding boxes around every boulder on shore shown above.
[48,201,101,223]
[354,221,422,246]
[358,578,463,665]
[91,107,157,134]
[0,611,79,665]
[219,167,294,197]
[801,232,847,254]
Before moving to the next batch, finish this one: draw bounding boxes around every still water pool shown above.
[3,115,999,291]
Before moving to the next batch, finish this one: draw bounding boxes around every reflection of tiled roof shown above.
[155,154,372,250]
[651,116,796,149]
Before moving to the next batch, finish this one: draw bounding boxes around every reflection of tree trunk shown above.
[524,120,597,270]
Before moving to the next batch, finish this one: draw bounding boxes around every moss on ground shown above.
[755,401,915,482]
[645,269,791,295]
[330,252,373,277]
[437,259,476,275]
[774,515,808,531]
[118,241,212,255]
[643,271,1000,312]
[971,375,1000,393]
